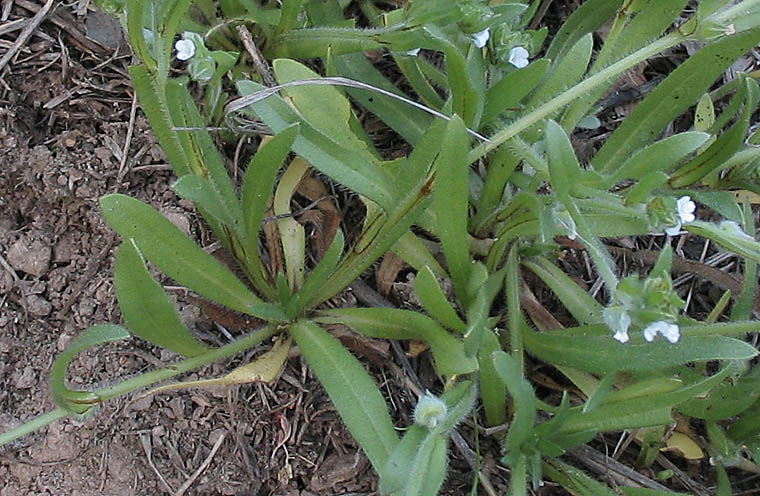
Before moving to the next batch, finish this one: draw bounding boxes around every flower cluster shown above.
[603,265,685,344]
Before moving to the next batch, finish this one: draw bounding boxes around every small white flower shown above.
[603,306,631,343]
[665,196,696,236]
[613,329,630,344]
[471,28,490,49]
[175,38,196,61]
[508,46,530,68]
[406,48,421,56]
[643,321,680,343]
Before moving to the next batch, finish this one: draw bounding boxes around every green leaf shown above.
[286,230,344,317]
[594,28,760,174]
[289,320,398,471]
[241,124,300,298]
[493,351,537,452]
[380,425,428,495]
[316,308,478,376]
[561,0,691,131]
[522,325,758,374]
[414,266,466,332]
[329,52,431,146]
[274,59,379,163]
[478,329,507,426]
[671,77,759,187]
[235,80,394,211]
[115,240,210,357]
[546,120,581,200]
[51,324,131,414]
[609,132,711,183]
[685,220,760,264]
[544,0,623,65]
[165,82,242,227]
[100,194,287,321]
[732,200,757,320]
[482,58,550,125]
[433,115,472,306]
[523,257,603,325]
[391,231,447,278]
[679,373,760,420]
[524,35,594,138]
[128,65,189,175]
[172,175,237,226]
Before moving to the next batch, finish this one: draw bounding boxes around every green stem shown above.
[714,0,760,28]
[97,324,279,402]
[0,324,280,447]
[468,31,686,162]
[0,408,68,446]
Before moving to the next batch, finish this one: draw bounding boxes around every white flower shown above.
[603,306,631,343]
[175,38,196,61]
[665,195,696,236]
[643,321,680,343]
[406,48,421,56]
[471,28,490,49]
[508,46,530,68]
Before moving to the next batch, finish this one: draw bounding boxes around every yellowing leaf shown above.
[663,432,704,460]
[138,337,292,398]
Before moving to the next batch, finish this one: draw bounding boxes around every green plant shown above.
[4,0,760,494]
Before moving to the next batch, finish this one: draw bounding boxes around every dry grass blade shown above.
[224,76,492,143]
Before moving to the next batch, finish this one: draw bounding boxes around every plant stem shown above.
[468,31,687,162]
[0,324,280,447]
[0,408,68,446]
[97,324,279,402]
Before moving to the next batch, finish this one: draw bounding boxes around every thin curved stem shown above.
[0,324,280,447]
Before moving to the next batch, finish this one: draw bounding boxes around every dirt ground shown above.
[0,4,385,496]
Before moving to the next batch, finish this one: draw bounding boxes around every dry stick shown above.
[14,0,107,56]
[174,433,227,496]
[116,91,139,184]
[235,25,276,87]
[350,279,499,496]
[569,444,674,492]
[0,0,54,73]
[654,453,713,496]
[140,433,176,494]
[224,76,491,143]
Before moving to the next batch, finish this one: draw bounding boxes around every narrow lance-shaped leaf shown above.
[522,325,758,375]
[593,28,760,174]
[100,194,287,321]
[493,351,537,454]
[414,266,466,332]
[51,324,131,414]
[482,59,550,125]
[128,65,189,175]
[289,320,398,471]
[316,308,478,376]
[544,0,623,64]
[273,157,308,292]
[241,124,300,298]
[166,82,243,227]
[433,115,472,306]
[114,239,210,357]
[235,80,394,211]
